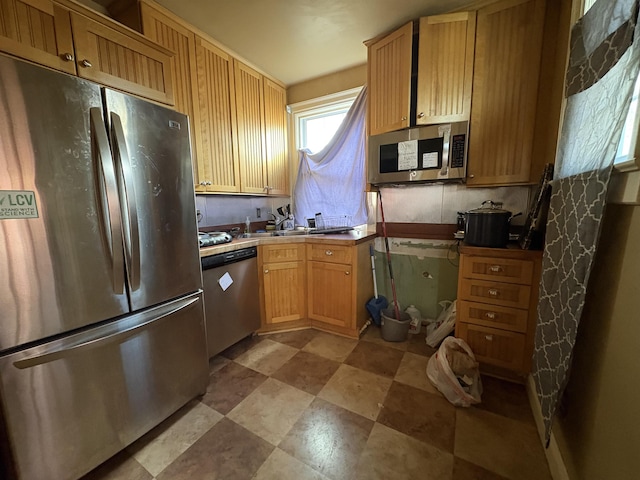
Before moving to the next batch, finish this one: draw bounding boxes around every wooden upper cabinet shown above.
[0,0,76,74]
[263,78,288,195]
[467,0,546,186]
[416,12,476,125]
[234,60,266,194]
[70,11,173,105]
[140,1,199,161]
[140,1,195,116]
[368,21,413,136]
[193,36,239,192]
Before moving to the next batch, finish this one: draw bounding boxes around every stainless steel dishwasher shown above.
[201,247,260,357]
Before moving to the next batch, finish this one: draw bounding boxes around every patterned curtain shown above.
[533,0,640,443]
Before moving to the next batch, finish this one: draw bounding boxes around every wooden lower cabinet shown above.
[258,239,373,338]
[455,246,542,379]
[259,244,307,329]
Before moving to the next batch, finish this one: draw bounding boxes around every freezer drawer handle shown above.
[111,112,141,291]
[90,107,125,294]
[12,296,199,370]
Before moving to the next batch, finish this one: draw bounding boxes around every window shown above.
[289,87,361,154]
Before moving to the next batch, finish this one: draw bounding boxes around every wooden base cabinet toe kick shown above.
[455,246,542,378]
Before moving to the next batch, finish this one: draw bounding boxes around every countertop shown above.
[199,227,377,258]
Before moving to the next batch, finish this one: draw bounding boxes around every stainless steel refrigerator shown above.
[0,54,208,480]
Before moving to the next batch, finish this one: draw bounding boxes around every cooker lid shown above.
[467,200,512,215]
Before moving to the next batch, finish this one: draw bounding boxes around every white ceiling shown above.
[150,0,479,86]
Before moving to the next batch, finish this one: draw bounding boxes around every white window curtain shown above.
[292,86,368,228]
[533,0,640,444]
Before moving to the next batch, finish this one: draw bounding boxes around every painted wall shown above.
[553,204,640,480]
[287,64,367,105]
[196,195,289,229]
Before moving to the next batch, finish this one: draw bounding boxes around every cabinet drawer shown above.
[461,255,534,285]
[458,300,527,333]
[459,279,530,309]
[307,244,352,264]
[457,323,525,371]
[261,244,304,263]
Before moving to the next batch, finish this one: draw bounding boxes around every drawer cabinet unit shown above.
[307,240,373,338]
[456,246,542,377]
[259,244,307,328]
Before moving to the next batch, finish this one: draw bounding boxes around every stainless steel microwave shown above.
[368,122,468,185]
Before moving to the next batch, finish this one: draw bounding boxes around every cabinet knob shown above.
[80,59,93,68]
[401,116,407,121]
[325,250,333,256]
[489,265,503,273]
[485,312,496,319]
[417,112,425,118]
[62,53,74,62]
[485,335,494,341]
[345,271,350,275]
[488,288,499,296]
[468,174,475,179]
[264,269,269,274]
[199,181,212,186]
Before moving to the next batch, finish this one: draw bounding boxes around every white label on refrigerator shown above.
[423,152,439,168]
[397,140,418,170]
[0,190,39,219]
[218,272,233,291]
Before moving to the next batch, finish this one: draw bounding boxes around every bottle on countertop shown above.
[245,216,251,234]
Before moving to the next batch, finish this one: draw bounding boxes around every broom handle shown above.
[369,244,379,299]
[379,193,401,321]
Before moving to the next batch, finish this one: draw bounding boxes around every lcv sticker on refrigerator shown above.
[0,190,39,219]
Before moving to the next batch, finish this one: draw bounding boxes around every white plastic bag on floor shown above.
[425,300,457,347]
[426,337,482,407]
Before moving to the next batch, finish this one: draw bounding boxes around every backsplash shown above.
[196,195,291,229]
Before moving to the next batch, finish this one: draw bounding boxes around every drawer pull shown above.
[80,59,93,68]
[325,250,333,256]
[489,265,503,272]
[485,312,496,319]
[264,269,269,274]
[345,271,350,275]
[485,335,494,341]
[488,288,499,296]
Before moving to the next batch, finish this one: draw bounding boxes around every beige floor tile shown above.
[394,351,440,395]
[317,364,392,420]
[360,325,409,351]
[234,338,299,375]
[126,401,222,477]
[301,331,358,362]
[227,378,314,445]
[455,408,551,480]
[354,423,454,480]
[253,448,330,480]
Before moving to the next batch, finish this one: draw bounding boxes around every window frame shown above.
[573,0,640,203]
[287,86,363,186]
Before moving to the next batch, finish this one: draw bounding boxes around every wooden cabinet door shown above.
[0,0,76,74]
[416,12,476,125]
[467,0,546,186]
[193,36,240,192]
[140,2,199,180]
[234,60,266,194]
[307,260,353,328]
[70,11,174,105]
[263,261,306,324]
[368,21,413,135]
[263,78,289,195]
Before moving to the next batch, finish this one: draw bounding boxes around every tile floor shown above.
[82,327,552,480]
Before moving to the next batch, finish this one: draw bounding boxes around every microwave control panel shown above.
[450,134,466,168]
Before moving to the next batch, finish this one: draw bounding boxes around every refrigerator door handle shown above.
[12,295,200,369]
[110,112,141,291]
[90,107,125,294]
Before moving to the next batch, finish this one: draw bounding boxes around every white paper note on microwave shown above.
[397,140,418,171]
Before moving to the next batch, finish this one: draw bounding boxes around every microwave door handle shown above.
[110,112,141,291]
[439,125,451,177]
[90,108,125,295]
